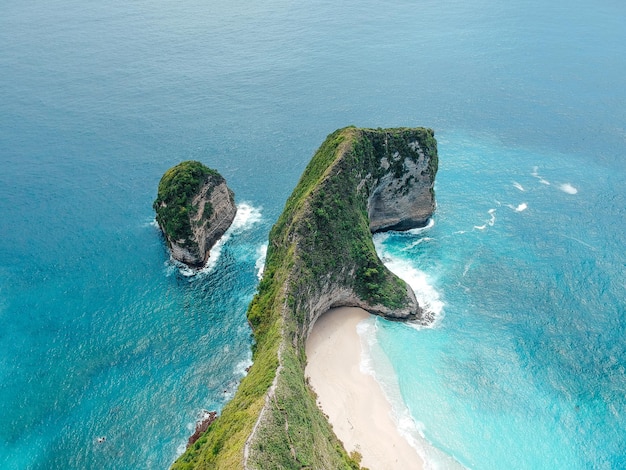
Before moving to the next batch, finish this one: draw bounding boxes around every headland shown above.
[172,126,438,469]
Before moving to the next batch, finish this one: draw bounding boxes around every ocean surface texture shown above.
[1,1,625,468]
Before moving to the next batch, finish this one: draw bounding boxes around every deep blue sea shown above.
[1,1,625,468]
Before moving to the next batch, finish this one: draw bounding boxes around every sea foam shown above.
[507,202,528,212]
[255,243,268,280]
[177,203,263,277]
[531,166,551,185]
[373,233,445,327]
[559,183,578,194]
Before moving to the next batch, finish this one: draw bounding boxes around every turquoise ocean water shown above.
[1,1,624,468]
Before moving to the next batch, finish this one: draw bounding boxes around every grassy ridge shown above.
[171,127,437,469]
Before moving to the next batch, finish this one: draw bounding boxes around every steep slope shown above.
[172,127,438,469]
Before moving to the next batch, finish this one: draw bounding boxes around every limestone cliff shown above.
[154,161,236,268]
[171,127,437,469]
[368,136,437,232]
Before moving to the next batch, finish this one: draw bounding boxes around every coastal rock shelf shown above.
[154,161,237,268]
[172,127,438,469]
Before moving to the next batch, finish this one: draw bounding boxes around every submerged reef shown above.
[154,161,236,268]
[172,127,438,469]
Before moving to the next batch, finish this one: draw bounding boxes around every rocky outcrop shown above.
[154,161,236,268]
[187,411,218,449]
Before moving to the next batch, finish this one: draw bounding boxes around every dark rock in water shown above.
[187,410,218,449]
[153,161,237,268]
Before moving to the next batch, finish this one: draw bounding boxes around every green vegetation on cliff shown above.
[153,161,220,243]
[172,127,437,469]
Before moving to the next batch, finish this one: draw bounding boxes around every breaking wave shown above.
[374,233,445,327]
[255,243,268,280]
[164,202,263,277]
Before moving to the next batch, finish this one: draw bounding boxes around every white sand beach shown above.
[305,307,423,470]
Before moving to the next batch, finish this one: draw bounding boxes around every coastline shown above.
[305,307,424,470]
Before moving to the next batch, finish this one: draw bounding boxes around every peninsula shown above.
[172,126,438,469]
[154,161,237,268]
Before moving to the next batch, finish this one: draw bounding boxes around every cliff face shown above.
[154,161,236,268]
[368,136,437,232]
[171,127,437,470]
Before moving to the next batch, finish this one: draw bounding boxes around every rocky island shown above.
[172,127,438,469]
[154,161,237,268]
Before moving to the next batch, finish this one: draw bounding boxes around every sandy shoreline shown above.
[305,307,423,470]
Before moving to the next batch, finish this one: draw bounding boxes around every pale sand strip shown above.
[305,307,423,470]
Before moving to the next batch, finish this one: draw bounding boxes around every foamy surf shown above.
[373,234,445,327]
[166,203,263,277]
[474,208,496,231]
[531,166,551,185]
[255,243,268,280]
[507,202,528,212]
[234,353,253,377]
[357,317,466,470]
[407,218,436,235]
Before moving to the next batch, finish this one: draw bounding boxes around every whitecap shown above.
[406,217,435,235]
[403,237,434,250]
[356,319,378,377]
[531,166,550,185]
[559,183,578,194]
[145,218,160,229]
[230,202,263,232]
[176,442,188,456]
[513,182,525,191]
[197,236,227,275]
[462,259,473,277]
[507,202,527,212]
[472,208,496,231]
[488,208,496,226]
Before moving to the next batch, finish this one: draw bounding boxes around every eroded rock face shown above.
[169,177,236,267]
[154,161,237,268]
[368,137,437,232]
